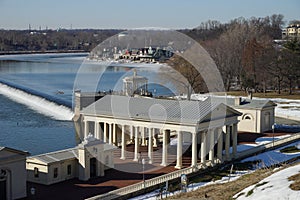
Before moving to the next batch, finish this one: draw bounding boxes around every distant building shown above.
[118,46,173,62]
[225,97,276,133]
[0,147,29,200]
[26,135,116,185]
[123,70,152,97]
[282,24,300,39]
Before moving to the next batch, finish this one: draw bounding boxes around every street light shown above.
[272,123,276,146]
[142,158,146,188]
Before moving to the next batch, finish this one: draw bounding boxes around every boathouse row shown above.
[78,94,242,169]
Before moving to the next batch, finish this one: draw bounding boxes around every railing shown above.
[86,133,300,200]
[86,164,199,200]
[237,132,300,159]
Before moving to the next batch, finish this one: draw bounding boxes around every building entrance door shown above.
[0,179,7,200]
[90,158,97,178]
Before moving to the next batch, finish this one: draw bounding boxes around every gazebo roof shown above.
[81,95,241,125]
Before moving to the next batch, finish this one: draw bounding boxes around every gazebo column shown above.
[232,123,238,158]
[208,129,215,165]
[148,128,153,164]
[121,125,126,160]
[153,129,158,147]
[109,123,113,144]
[133,126,139,161]
[161,129,169,166]
[84,121,89,138]
[99,123,103,141]
[175,131,183,169]
[217,128,223,163]
[200,131,207,164]
[130,125,134,142]
[191,132,197,167]
[113,123,117,145]
[141,127,146,146]
[94,121,99,139]
[103,123,107,143]
[225,125,231,161]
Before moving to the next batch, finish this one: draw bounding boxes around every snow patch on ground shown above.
[188,93,300,121]
[234,164,300,200]
[129,136,300,200]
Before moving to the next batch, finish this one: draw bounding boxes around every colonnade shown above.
[83,119,238,169]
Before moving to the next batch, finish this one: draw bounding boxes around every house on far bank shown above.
[0,146,29,200]
[26,135,116,185]
[212,96,276,133]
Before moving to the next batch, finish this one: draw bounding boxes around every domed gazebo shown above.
[123,69,149,96]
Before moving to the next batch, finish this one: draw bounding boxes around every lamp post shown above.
[142,158,146,188]
[272,123,276,147]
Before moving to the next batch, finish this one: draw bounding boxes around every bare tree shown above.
[159,54,207,100]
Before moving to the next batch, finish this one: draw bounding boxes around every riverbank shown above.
[0,50,88,55]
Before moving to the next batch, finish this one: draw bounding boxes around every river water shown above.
[0,54,174,155]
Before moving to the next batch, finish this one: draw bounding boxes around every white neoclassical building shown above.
[80,94,242,169]
[26,135,116,185]
[0,146,29,200]
[210,96,276,133]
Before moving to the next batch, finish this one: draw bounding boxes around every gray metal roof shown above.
[81,95,241,125]
[213,97,276,110]
[0,146,29,156]
[27,147,78,164]
[27,143,117,164]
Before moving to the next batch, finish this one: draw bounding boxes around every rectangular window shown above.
[67,164,71,175]
[53,168,58,178]
[34,167,39,178]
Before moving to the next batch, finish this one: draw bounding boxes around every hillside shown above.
[167,162,300,200]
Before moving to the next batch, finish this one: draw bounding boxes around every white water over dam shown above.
[0,83,74,121]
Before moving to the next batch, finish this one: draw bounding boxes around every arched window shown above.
[242,114,253,120]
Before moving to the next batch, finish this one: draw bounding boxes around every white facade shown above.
[227,97,276,133]
[80,94,242,169]
[26,136,116,185]
[0,147,29,200]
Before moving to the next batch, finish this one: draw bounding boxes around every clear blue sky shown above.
[0,0,299,30]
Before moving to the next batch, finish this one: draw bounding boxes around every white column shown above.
[232,123,238,158]
[99,123,103,141]
[148,128,153,164]
[130,125,134,142]
[113,123,117,145]
[209,129,215,165]
[161,129,168,166]
[133,126,139,161]
[109,123,113,144]
[175,131,183,169]
[141,127,146,146]
[94,121,98,138]
[225,125,230,161]
[153,129,158,147]
[217,128,223,163]
[201,131,207,164]
[121,125,126,160]
[103,123,107,143]
[191,132,197,167]
[84,121,89,138]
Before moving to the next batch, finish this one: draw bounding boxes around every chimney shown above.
[235,97,241,106]
[248,91,253,100]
